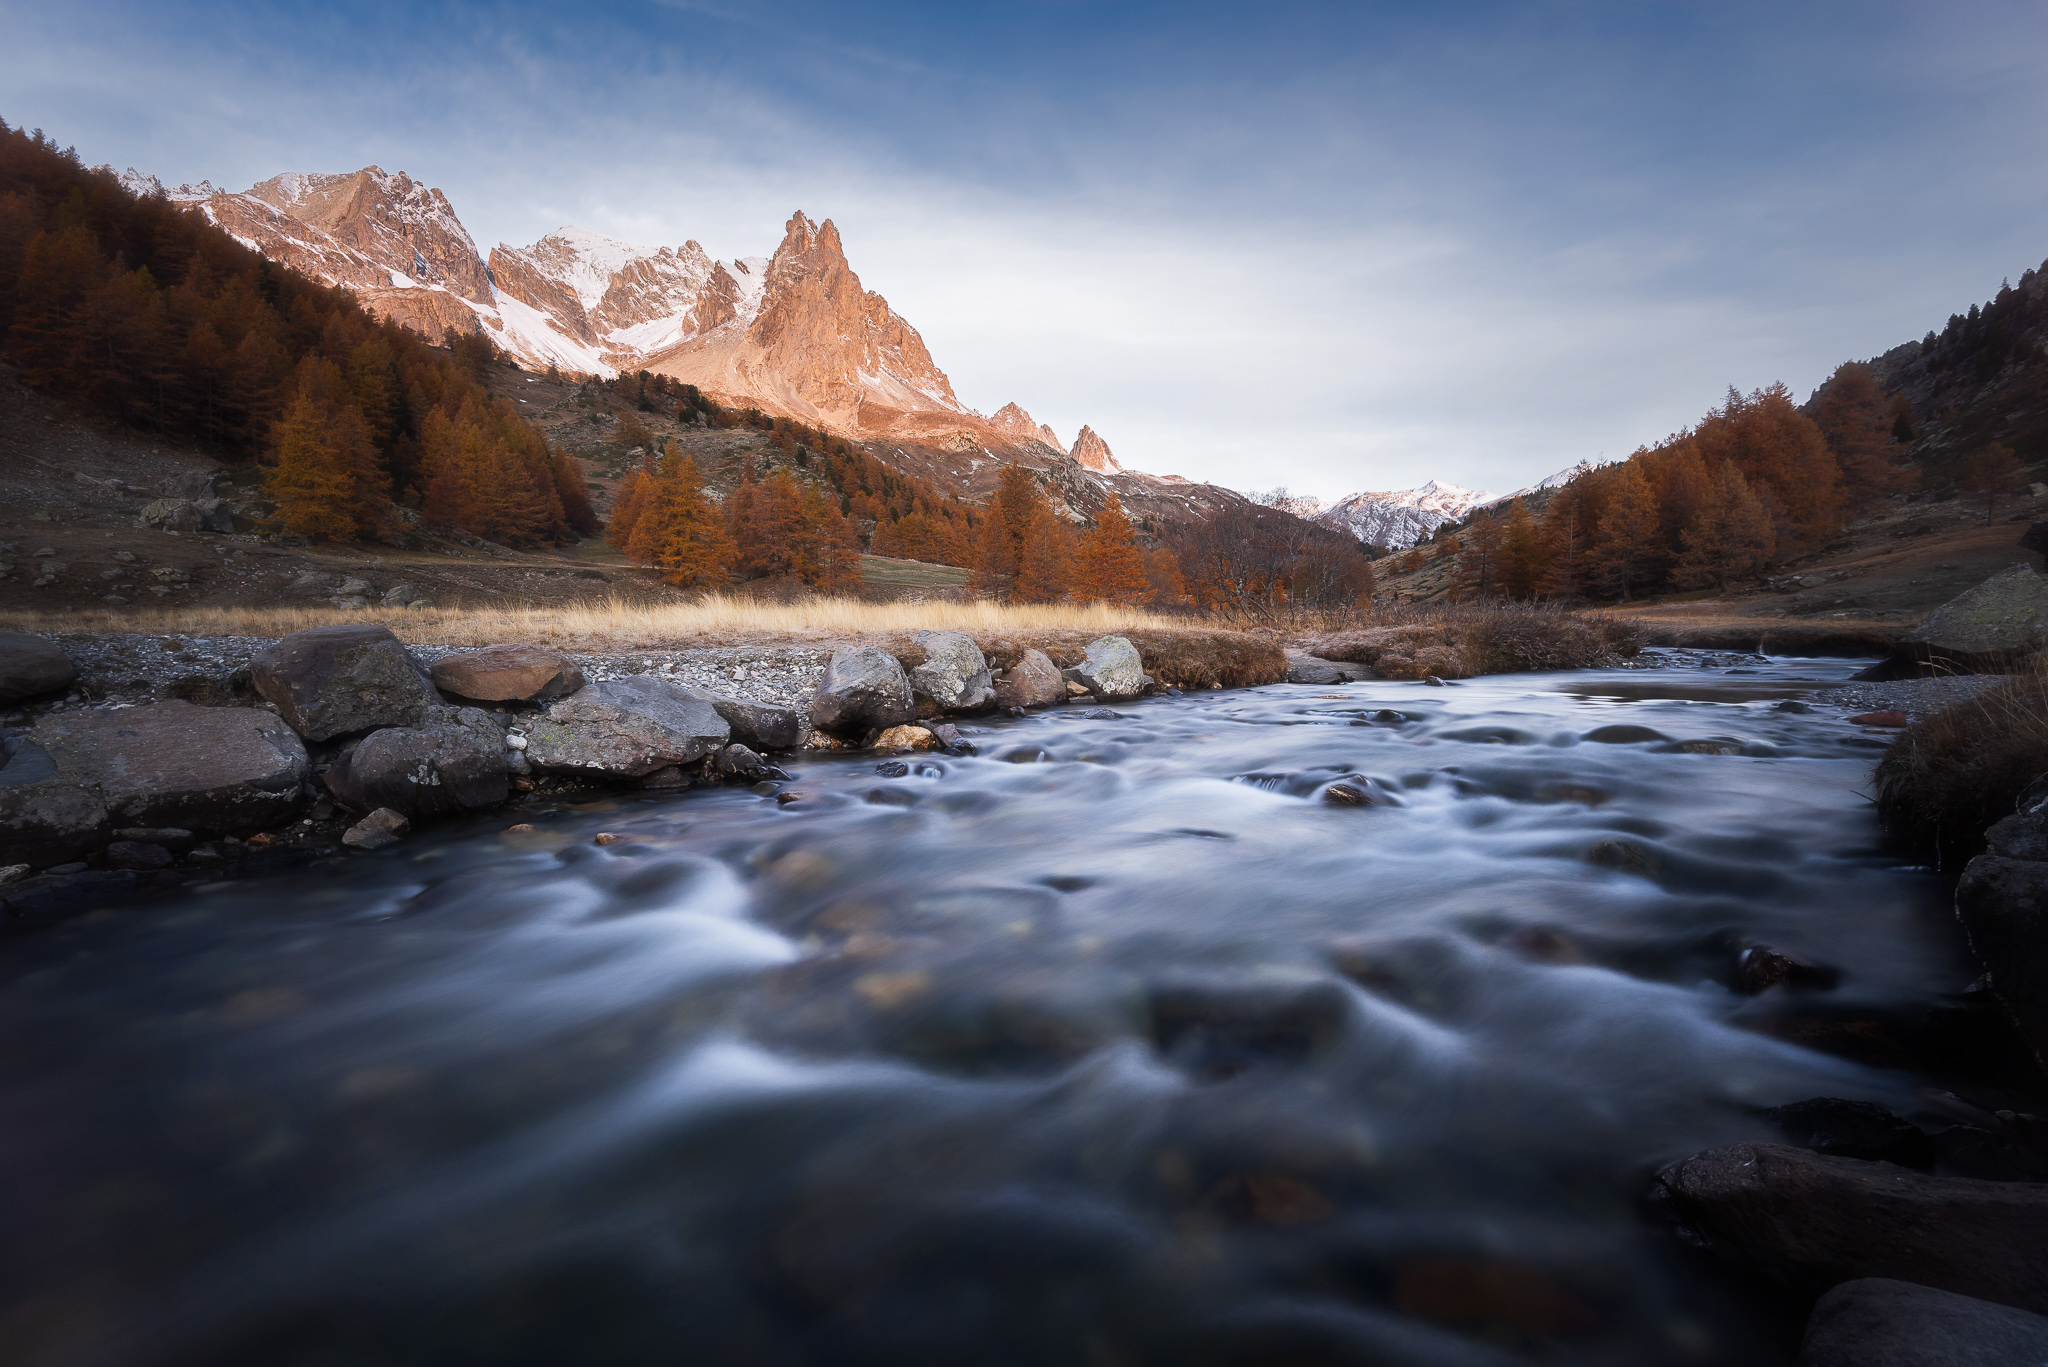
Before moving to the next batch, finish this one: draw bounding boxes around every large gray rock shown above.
[157,470,227,501]
[0,702,311,865]
[430,644,585,703]
[1074,634,1146,701]
[525,676,730,779]
[680,689,803,751]
[0,631,74,703]
[908,630,993,713]
[1800,1278,2048,1367]
[1955,854,2048,1072]
[251,625,440,741]
[1648,1142,2048,1313]
[0,733,107,868]
[1901,563,2048,671]
[809,645,914,736]
[325,707,509,818]
[993,648,1066,710]
[139,497,233,535]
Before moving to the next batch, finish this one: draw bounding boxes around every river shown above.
[0,655,1981,1366]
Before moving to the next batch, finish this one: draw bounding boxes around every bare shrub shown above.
[1313,602,1644,680]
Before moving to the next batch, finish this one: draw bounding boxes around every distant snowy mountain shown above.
[1315,480,1494,548]
[1483,463,1596,509]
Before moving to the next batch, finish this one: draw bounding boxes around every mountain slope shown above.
[146,164,1175,480]
[1315,480,1494,548]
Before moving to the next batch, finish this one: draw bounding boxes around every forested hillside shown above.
[0,121,595,547]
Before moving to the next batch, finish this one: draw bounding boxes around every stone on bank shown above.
[251,624,440,741]
[524,676,730,779]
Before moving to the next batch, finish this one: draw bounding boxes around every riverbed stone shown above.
[875,724,937,753]
[1954,853,2048,1071]
[1759,1098,1936,1170]
[810,645,914,736]
[1647,1141,2048,1313]
[908,630,994,713]
[1800,1278,2048,1367]
[104,840,173,870]
[157,469,227,501]
[325,707,509,818]
[429,644,585,704]
[0,735,107,867]
[343,807,410,851]
[993,648,1066,710]
[31,701,311,836]
[1074,635,1146,701]
[0,631,74,703]
[251,625,439,742]
[525,676,730,779]
[680,689,803,750]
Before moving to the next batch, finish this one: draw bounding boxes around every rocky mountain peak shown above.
[1070,425,1123,474]
[991,403,1064,452]
[240,166,492,304]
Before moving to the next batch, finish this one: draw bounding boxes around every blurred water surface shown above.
[0,659,1975,1366]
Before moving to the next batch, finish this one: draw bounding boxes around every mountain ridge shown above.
[118,163,1175,482]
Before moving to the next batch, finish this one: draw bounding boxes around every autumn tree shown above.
[1074,492,1150,605]
[626,453,733,587]
[1963,441,2027,521]
[1669,461,1776,591]
[266,394,358,540]
[1591,462,1662,600]
[1813,362,1910,512]
[1451,511,1505,600]
[1499,498,1547,598]
[1014,501,1072,603]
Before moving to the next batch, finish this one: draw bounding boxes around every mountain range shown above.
[113,167,1131,477]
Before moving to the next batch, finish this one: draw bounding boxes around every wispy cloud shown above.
[7,0,2047,498]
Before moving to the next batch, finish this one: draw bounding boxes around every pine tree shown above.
[1075,492,1149,604]
[1591,462,1662,600]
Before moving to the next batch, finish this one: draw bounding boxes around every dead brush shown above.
[1311,602,1645,680]
[1874,657,2048,872]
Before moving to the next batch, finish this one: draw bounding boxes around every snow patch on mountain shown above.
[1315,480,1495,548]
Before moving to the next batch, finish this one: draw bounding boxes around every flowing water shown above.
[0,657,1983,1367]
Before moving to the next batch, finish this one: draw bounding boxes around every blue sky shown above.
[6,0,2047,499]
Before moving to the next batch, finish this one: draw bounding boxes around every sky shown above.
[6,0,2048,502]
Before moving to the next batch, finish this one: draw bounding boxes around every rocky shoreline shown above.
[0,624,1160,932]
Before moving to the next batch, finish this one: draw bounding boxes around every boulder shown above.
[287,572,334,598]
[0,734,108,867]
[1955,854,2048,1071]
[250,625,440,741]
[343,808,410,851]
[1286,654,1372,684]
[324,707,509,818]
[680,688,803,750]
[1759,1098,1937,1170]
[1800,1278,2048,1367]
[1073,635,1146,701]
[0,631,74,703]
[157,470,226,500]
[1864,563,2048,677]
[1648,1142,2048,1313]
[809,645,914,736]
[875,725,937,752]
[104,840,173,870]
[0,702,311,865]
[430,644,586,704]
[138,497,233,535]
[908,630,993,713]
[381,583,422,607]
[524,676,730,779]
[993,648,1066,710]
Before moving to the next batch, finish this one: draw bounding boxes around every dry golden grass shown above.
[1874,658,2048,872]
[0,595,1186,651]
